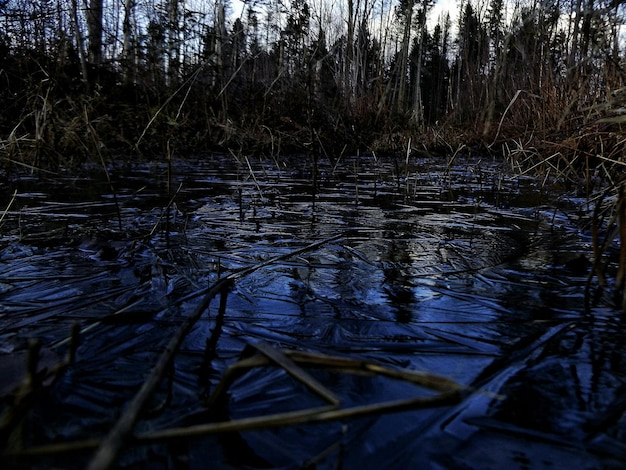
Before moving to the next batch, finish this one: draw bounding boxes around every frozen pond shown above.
[1,154,624,468]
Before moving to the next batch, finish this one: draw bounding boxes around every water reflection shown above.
[0,155,620,468]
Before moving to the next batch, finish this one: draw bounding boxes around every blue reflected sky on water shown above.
[0,155,622,468]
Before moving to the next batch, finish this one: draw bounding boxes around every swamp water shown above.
[0,154,625,468]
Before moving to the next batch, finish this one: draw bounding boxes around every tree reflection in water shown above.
[0,155,622,468]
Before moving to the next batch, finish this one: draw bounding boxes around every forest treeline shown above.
[1,0,625,168]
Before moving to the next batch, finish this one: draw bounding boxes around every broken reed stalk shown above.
[15,395,455,456]
[84,106,123,231]
[205,348,469,412]
[229,149,263,196]
[135,67,201,149]
[0,189,17,228]
[2,157,58,175]
[586,189,613,311]
[85,233,344,470]
[331,145,347,176]
[164,139,174,248]
[11,346,464,459]
[0,339,42,450]
[488,89,523,148]
[312,151,318,196]
[302,436,344,470]
[584,177,626,311]
[248,342,341,406]
[148,181,183,237]
[353,158,359,204]
[85,277,233,470]
[615,183,626,309]
[144,392,461,441]
[405,136,411,178]
[1,324,80,450]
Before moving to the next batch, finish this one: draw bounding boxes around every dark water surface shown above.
[1,154,624,468]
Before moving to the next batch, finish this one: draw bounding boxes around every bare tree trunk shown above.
[215,3,226,87]
[215,3,228,117]
[122,0,137,83]
[375,0,394,115]
[354,1,375,96]
[411,9,427,127]
[85,0,104,65]
[166,0,180,85]
[568,0,582,78]
[345,0,356,101]
[71,0,90,86]
[396,0,414,113]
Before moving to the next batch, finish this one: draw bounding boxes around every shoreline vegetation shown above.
[0,0,626,308]
[0,1,623,176]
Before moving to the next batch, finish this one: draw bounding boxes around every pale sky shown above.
[430,0,459,27]
[230,0,460,31]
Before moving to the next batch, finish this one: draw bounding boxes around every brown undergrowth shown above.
[487,93,626,310]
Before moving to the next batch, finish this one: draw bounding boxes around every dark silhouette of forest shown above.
[0,0,625,167]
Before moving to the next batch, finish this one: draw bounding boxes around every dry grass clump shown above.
[490,84,626,310]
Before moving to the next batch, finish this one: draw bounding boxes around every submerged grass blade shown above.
[250,341,341,406]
